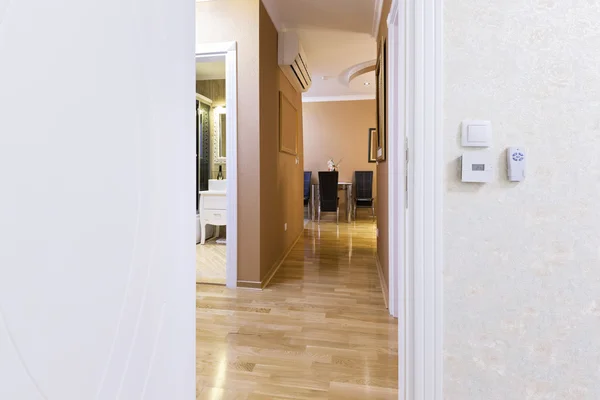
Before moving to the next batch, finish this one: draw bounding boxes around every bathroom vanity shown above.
[198,179,227,244]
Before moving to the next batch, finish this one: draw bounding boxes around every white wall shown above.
[445,1,600,398]
[0,0,195,398]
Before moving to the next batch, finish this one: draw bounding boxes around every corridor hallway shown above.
[196,220,398,399]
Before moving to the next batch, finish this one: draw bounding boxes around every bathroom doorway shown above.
[195,43,238,287]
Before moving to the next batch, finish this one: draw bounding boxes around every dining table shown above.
[310,182,353,223]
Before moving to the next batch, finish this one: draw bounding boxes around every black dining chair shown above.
[354,171,375,221]
[303,171,312,218]
[318,171,339,224]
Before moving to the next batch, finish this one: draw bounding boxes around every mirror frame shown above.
[213,106,226,164]
[368,128,377,163]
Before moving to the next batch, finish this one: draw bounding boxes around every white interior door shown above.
[0,0,196,398]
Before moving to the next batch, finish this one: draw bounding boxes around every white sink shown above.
[208,179,226,192]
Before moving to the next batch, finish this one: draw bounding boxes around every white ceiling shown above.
[196,61,225,80]
[348,70,376,93]
[262,0,376,34]
[262,0,379,101]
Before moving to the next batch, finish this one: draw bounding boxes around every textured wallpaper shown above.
[444,1,600,398]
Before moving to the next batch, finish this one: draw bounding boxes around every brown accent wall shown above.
[198,0,303,285]
[376,0,392,287]
[302,100,377,214]
[259,1,304,282]
[196,0,261,282]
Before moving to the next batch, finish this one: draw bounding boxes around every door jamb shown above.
[388,0,444,398]
[387,0,401,320]
[195,42,238,288]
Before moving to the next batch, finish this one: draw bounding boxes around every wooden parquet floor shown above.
[196,220,398,399]
[196,240,226,285]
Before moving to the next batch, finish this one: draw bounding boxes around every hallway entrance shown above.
[196,220,398,399]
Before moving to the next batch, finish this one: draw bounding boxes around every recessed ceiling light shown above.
[321,76,331,81]
[364,82,371,86]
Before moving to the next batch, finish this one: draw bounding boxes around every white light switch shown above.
[467,125,488,142]
[462,120,492,147]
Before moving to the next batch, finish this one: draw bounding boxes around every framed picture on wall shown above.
[376,38,387,161]
[279,91,299,155]
[368,128,377,163]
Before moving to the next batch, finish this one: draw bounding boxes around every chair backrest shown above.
[318,171,339,212]
[355,171,373,200]
[304,171,312,200]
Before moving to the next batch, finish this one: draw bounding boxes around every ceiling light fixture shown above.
[364,82,371,86]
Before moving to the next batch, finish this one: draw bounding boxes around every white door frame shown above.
[386,0,401,320]
[195,42,238,288]
[387,0,443,398]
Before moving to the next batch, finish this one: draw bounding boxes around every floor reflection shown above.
[196,219,397,399]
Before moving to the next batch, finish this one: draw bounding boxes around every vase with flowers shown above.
[327,157,343,172]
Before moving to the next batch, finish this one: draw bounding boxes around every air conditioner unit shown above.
[278,31,312,93]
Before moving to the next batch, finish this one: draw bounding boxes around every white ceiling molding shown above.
[302,94,375,103]
[341,59,377,86]
[371,0,384,38]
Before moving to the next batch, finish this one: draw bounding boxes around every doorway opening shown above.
[195,43,238,288]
